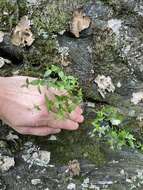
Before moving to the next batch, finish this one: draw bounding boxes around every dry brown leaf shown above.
[11,16,34,46]
[70,8,91,38]
[68,160,80,177]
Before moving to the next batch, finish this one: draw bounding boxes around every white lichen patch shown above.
[22,142,50,168]
[58,46,69,58]
[125,169,143,189]
[81,178,90,189]
[81,178,100,190]
[56,41,71,66]
[67,183,76,190]
[120,169,125,175]
[48,135,57,141]
[0,57,11,68]
[87,102,95,108]
[87,46,92,54]
[109,160,119,164]
[94,75,115,98]
[0,31,4,43]
[31,179,42,185]
[134,4,143,16]
[89,184,100,190]
[117,81,122,88]
[111,118,121,126]
[131,92,143,105]
[27,0,38,5]
[108,19,122,37]
[6,131,19,141]
[0,154,15,172]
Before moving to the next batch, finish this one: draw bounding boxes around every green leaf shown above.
[45,95,53,112]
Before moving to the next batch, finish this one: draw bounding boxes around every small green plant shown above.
[91,107,142,150]
[27,65,82,119]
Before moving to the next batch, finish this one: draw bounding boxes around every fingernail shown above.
[74,123,79,129]
[55,129,61,133]
[79,115,84,123]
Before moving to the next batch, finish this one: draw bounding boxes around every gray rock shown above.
[57,0,143,118]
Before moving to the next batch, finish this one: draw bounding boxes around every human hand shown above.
[0,76,84,136]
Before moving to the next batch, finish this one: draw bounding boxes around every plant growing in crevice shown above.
[91,106,143,151]
[26,65,82,119]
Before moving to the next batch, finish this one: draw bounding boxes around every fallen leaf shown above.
[68,160,80,177]
[0,31,4,43]
[70,8,91,38]
[11,16,34,46]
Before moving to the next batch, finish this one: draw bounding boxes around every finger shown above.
[74,106,83,115]
[13,126,61,136]
[69,111,84,123]
[35,112,79,130]
[48,87,68,96]
[69,106,84,123]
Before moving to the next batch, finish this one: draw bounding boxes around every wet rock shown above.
[0,178,6,190]
[0,1,143,189]
[57,0,143,119]
[0,110,143,190]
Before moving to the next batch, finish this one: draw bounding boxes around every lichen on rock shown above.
[0,154,15,172]
[131,92,143,105]
[94,75,115,98]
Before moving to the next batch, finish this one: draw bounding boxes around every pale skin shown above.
[0,76,84,136]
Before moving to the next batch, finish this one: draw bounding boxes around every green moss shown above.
[31,1,70,35]
[0,0,18,31]
[82,144,105,165]
[93,29,117,61]
[35,126,106,166]
[17,0,29,17]
[22,37,59,73]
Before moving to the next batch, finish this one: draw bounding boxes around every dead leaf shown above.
[68,160,80,177]
[11,16,34,46]
[0,31,4,43]
[60,56,71,67]
[70,8,91,38]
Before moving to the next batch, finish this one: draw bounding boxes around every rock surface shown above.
[58,0,143,119]
[1,0,143,119]
[0,0,143,190]
[0,109,143,190]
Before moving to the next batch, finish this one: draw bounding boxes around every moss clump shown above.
[20,1,71,75]
[82,144,105,165]
[17,0,29,17]
[23,37,58,66]
[31,1,70,35]
[0,0,18,31]
[36,128,105,166]
[92,27,127,80]
[93,28,117,62]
